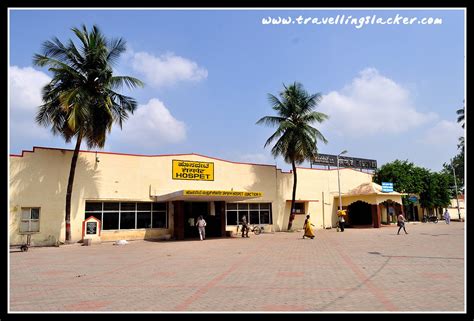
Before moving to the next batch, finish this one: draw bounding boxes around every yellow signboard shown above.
[172,160,214,181]
[183,190,263,197]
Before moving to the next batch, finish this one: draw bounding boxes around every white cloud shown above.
[130,51,208,88]
[416,120,464,146]
[9,66,51,111]
[9,66,52,143]
[318,68,438,137]
[110,98,186,149]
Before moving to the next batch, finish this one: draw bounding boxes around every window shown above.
[152,202,167,228]
[103,212,119,230]
[293,202,306,214]
[226,211,238,225]
[20,208,40,233]
[137,212,152,228]
[120,212,135,229]
[152,212,167,228]
[225,203,272,226]
[85,201,168,230]
[249,211,259,224]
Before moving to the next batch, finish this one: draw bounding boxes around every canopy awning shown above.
[152,190,263,202]
[333,182,407,206]
[341,182,407,197]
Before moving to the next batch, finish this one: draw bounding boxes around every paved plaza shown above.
[9,221,465,312]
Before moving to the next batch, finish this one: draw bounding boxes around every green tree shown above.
[442,136,464,195]
[257,82,328,230]
[418,171,451,216]
[418,169,435,213]
[432,172,452,211]
[373,160,453,216]
[373,160,424,207]
[34,25,144,242]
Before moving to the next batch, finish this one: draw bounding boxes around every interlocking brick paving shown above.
[9,222,465,312]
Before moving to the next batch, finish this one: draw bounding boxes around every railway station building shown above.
[9,147,407,246]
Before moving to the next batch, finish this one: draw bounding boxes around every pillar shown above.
[172,201,184,240]
[215,201,226,237]
[371,204,381,228]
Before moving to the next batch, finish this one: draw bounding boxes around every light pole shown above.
[450,159,461,220]
[337,150,348,212]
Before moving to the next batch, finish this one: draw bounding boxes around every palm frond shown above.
[107,38,126,66]
[258,82,328,165]
[34,24,143,150]
[109,76,145,90]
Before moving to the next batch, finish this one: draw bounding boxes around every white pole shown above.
[337,150,347,212]
[451,160,462,220]
[337,155,342,211]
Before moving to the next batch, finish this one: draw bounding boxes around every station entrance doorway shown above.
[177,201,225,240]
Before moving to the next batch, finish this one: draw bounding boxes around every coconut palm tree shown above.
[257,82,328,230]
[33,25,144,242]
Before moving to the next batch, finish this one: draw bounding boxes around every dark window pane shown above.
[103,203,119,211]
[249,211,259,224]
[85,213,102,221]
[30,208,40,220]
[121,203,136,211]
[293,203,305,214]
[239,212,249,222]
[260,210,271,224]
[85,202,102,212]
[226,203,237,210]
[152,203,166,211]
[120,212,135,229]
[137,203,151,211]
[260,203,270,210]
[137,212,152,228]
[226,211,238,225]
[152,212,167,228]
[249,203,259,210]
[238,203,248,210]
[103,212,119,230]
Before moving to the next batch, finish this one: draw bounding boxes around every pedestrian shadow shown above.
[419,233,451,236]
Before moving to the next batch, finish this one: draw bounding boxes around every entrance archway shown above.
[347,201,372,226]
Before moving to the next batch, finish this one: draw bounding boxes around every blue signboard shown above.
[408,196,418,202]
[381,182,394,193]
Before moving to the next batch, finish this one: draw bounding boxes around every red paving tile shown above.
[9,222,465,312]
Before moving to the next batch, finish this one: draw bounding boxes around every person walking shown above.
[303,214,315,239]
[241,215,249,238]
[338,214,345,232]
[444,209,451,224]
[397,213,408,235]
[196,215,207,240]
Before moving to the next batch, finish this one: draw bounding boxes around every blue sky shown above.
[9,8,465,172]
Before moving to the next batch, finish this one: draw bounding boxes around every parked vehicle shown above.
[236,223,262,235]
[422,215,438,223]
[10,234,31,252]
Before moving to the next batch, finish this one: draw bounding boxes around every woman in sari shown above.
[303,214,315,239]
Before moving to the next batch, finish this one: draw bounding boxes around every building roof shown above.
[344,182,406,196]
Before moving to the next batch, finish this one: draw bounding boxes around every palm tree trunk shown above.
[287,160,297,230]
[65,133,82,243]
